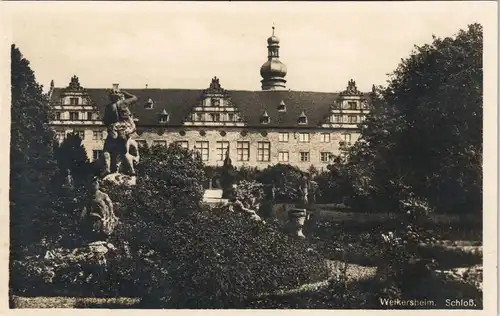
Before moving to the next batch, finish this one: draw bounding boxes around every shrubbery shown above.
[102,144,330,307]
[257,164,304,202]
[106,207,330,307]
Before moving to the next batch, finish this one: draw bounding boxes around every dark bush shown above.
[107,207,330,308]
[257,164,304,202]
[102,143,329,307]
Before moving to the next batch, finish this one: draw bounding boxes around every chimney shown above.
[112,83,119,92]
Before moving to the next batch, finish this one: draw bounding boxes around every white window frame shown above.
[299,152,310,162]
[298,132,310,143]
[257,141,271,162]
[69,111,79,121]
[176,141,189,149]
[195,141,209,161]
[320,133,330,143]
[278,132,289,142]
[320,152,332,163]
[237,141,250,161]
[278,151,289,162]
[216,141,230,161]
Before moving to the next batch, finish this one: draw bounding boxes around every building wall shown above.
[51,125,359,171]
[133,127,360,171]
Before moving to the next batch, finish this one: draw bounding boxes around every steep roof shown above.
[229,90,339,128]
[50,85,368,128]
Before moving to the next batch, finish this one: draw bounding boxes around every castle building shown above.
[48,28,370,171]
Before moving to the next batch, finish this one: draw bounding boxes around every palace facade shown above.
[48,28,371,171]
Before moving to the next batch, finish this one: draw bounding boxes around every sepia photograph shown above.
[3,1,497,311]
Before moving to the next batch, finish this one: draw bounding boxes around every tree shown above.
[54,132,92,188]
[335,23,483,215]
[10,44,60,252]
[256,164,305,202]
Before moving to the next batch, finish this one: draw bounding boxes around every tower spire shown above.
[260,25,287,91]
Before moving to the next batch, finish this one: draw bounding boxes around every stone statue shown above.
[227,187,263,222]
[62,168,74,189]
[81,178,118,238]
[115,137,140,176]
[102,89,138,176]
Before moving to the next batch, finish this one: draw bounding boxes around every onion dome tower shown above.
[260,26,287,91]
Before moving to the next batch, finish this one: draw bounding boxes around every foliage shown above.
[322,24,482,215]
[107,206,330,308]
[54,132,92,188]
[101,146,329,307]
[10,44,63,255]
[236,166,259,182]
[112,142,206,214]
[257,164,304,202]
[232,180,264,204]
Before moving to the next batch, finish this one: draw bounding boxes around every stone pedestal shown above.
[288,208,307,239]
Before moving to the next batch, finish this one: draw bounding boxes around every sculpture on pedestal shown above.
[102,88,139,178]
[80,178,118,239]
[287,175,311,239]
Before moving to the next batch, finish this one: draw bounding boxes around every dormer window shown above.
[278,100,286,112]
[159,109,169,123]
[297,111,308,125]
[260,111,270,124]
[145,98,154,109]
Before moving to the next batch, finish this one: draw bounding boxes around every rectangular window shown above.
[278,151,289,162]
[93,150,103,161]
[55,112,61,120]
[69,111,79,121]
[257,141,270,162]
[70,98,79,105]
[212,98,221,107]
[333,114,342,123]
[320,133,330,143]
[216,141,230,161]
[159,114,169,123]
[237,141,250,161]
[73,130,85,139]
[87,112,93,121]
[195,141,209,161]
[92,131,104,140]
[300,152,310,162]
[175,141,189,149]
[348,101,357,110]
[344,134,352,143]
[153,140,167,146]
[348,115,358,123]
[298,132,310,143]
[228,113,235,121]
[278,132,289,142]
[320,152,332,163]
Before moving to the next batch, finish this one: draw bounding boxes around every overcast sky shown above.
[4,1,494,92]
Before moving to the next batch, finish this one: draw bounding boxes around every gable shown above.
[182,77,246,127]
[49,77,371,129]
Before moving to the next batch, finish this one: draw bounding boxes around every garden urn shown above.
[288,208,307,238]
